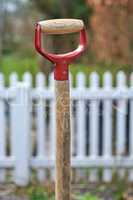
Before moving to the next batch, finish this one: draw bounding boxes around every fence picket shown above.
[129,73,133,181]
[36,73,47,182]
[76,73,86,158]
[10,73,18,181]
[23,72,32,87]
[76,73,86,181]
[102,72,112,182]
[116,71,127,179]
[49,73,56,180]
[89,72,99,182]
[0,73,6,182]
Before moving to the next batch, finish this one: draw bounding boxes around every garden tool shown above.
[35,18,87,200]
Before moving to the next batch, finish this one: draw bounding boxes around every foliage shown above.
[0,0,39,58]
[28,187,54,200]
[70,63,132,87]
[12,181,128,200]
[29,0,59,18]
[0,55,132,86]
[30,0,90,25]
[0,55,39,85]
[78,193,101,200]
[112,180,128,200]
[1,0,133,69]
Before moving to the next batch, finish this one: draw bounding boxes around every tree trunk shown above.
[87,0,133,64]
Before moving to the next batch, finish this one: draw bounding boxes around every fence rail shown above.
[0,71,133,186]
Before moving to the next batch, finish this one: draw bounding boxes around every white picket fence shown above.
[0,71,133,186]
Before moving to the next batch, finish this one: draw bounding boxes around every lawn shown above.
[0,55,132,86]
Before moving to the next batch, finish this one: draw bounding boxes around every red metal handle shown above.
[35,23,87,80]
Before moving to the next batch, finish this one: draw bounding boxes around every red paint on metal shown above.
[35,23,87,80]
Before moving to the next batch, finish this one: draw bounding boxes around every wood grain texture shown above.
[39,19,84,34]
[55,80,71,200]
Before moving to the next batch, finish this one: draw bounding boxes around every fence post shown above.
[12,82,31,186]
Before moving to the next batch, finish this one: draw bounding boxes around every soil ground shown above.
[0,183,132,200]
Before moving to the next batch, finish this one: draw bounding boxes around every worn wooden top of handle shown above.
[39,19,84,34]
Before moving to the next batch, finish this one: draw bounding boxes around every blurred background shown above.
[0,0,133,83]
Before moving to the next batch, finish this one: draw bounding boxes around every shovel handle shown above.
[55,80,71,200]
[38,19,84,34]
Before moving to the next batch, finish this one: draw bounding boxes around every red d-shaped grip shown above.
[35,23,87,80]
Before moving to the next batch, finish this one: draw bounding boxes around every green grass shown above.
[77,193,101,200]
[28,187,54,200]
[70,63,133,86]
[0,55,39,85]
[15,184,54,200]
[28,189,100,200]
[0,55,132,86]
[14,181,127,200]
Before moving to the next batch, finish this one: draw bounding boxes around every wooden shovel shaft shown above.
[55,80,71,200]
